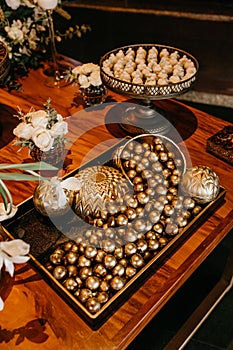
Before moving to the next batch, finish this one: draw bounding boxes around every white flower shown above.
[0,239,30,278]
[5,0,20,10]
[72,65,82,77]
[70,63,102,87]
[89,70,102,86]
[37,0,58,10]
[56,114,64,122]
[0,239,30,311]
[13,122,34,140]
[78,74,90,88]
[32,127,54,151]
[5,21,24,42]
[80,63,99,75]
[0,297,4,311]
[29,110,49,128]
[50,121,68,138]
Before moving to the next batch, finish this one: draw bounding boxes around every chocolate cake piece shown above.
[206,125,233,165]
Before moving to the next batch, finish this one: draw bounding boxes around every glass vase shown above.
[30,141,65,166]
[80,84,108,107]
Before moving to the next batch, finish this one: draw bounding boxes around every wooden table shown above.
[0,61,232,350]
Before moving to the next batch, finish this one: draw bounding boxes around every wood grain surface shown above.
[0,60,232,350]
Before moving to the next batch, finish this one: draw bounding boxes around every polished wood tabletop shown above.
[0,60,232,350]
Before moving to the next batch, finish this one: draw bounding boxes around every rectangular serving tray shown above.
[1,140,226,329]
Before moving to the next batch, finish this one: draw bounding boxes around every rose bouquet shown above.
[13,99,68,153]
[67,63,102,88]
[0,0,91,89]
[66,63,107,106]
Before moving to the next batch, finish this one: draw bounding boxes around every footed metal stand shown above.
[120,100,171,135]
[100,44,199,136]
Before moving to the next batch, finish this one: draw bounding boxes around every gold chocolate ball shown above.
[63,278,78,292]
[84,245,98,259]
[78,255,92,267]
[124,243,137,256]
[112,263,125,277]
[86,297,101,313]
[101,239,116,253]
[78,288,92,303]
[137,239,148,253]
[130,253,144,269]
[165,223,179,236]
[104,254,117,269]
[125,208,137,222]
[50,252,63,265]
[85,276,100,291]
[147,238,160,251]
[65,251,78,265]
[95,249,106,262]
[137,192,149,205]
[116,214,128,226]
[134,218,146,232]
[53,266,67,280]
[114,246,124,259]
[124,228,138,243]
[97,292,109,304]
[63,241,74,251]
[67,265,78,277]
[79,267,93,280]
[192,205,202,216]
[125,266,137,278]
[100,280,110,292]
[110,276,125,290]
[93,263,107,277]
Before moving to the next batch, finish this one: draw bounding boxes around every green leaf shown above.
[0,182,9,211]
[0,173,49,182]
[0,162,57,171]
[0,179,13,214]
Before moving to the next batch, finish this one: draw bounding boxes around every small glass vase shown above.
[80,84,108,107]
[30,141,65,166]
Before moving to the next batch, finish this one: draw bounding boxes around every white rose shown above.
[56,114,63,122]
[81,63,99,75]
[6,26,24,42]
[5,0,20,10]
[89,70,102,86]
[72,66,82,77]
[29,110,49,128]
[13,122,34,140]
[32,127,54,151]
[37,0,58,10]
[78,74,90,88]
[50,121,68,138]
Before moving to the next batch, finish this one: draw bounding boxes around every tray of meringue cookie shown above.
[100,44,199,99]
[2,134,225,329]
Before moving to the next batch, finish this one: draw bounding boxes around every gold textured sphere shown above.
[74,166,130,221]
[181,165,220,204]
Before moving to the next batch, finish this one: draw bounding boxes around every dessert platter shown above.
[1,134,225,329]
[100,44,199,135]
